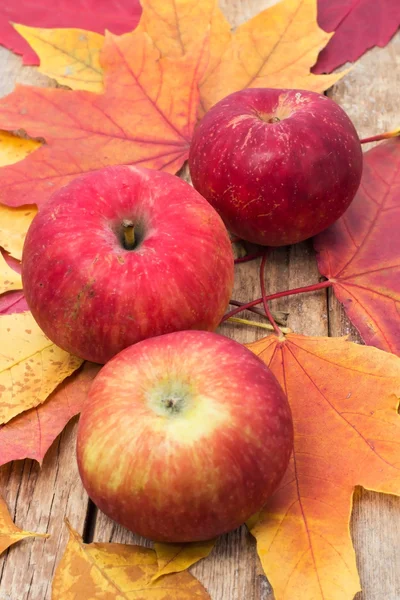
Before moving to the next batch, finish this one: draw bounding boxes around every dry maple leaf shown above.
[153,539,216,581]
[0,494,48,555]
[315,138,400,355]
[0,362,99,466]
[0,0,141,65]
[0,312,82,423]
[0,204,37,261]
[13,24,104,93]
[247,333,400,600]
[314,0,400,73]
[200,0,345,113]
[52,520,211,599]
[0,29,207,208]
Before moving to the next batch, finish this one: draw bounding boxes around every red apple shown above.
[22,166,234,363]
[189,88,363,246]
[76,330,293,542]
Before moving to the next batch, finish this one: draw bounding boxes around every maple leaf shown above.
[137,0,231,84]
[0,290,27,315]
[52,520,211,599]
[0,204,37,261]
[0,312,82,423]
[0,131,40,167]
[0,29,207,208]
[313,0,400,74]
[0,362,99,467]
[0,251,21,295]
[153,539,216,581]
[200,0,345,113]
[0,0,141,65]
[315,138,400,355]
[0,495,48,555]
[247,333,400,600]
[13,24,104,93]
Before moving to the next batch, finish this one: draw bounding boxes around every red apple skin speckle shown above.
[189,88,363,246]
[77,330,294,542]
[22,166,234,364]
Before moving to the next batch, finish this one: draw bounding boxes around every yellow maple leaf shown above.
[52,520,211,599]
[0,205,37,261]
[137,0,231,83]
[201,0,344,112]
[0,495,48,555]
[0,312,82,424]
[153,539,216,580]
[13,24,104,93]
[247,334,400,600]
[0,252,22,295]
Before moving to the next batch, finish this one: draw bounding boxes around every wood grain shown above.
[0,3,399,599]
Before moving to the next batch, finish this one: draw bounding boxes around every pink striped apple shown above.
[76,330,293,542]
[22,166,234,363]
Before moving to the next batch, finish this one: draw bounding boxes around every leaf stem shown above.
[221,280,332,322]
[234,251,264,264]
[260,253,282,337]
[229,300,288,326]
[359,128,400,144]
[226,316,291,334]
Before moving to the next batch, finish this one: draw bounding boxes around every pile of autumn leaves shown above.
[0,0,399,599]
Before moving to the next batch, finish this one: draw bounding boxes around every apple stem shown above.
[260,253,284,338]
[359,127,400,144]
[122,220,135,250]
[234,251,264,264]
[230,235,242,244]
[221,280,332,323]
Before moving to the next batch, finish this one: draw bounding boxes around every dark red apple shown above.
[22,166,234,363]
[189,88,363,246]
[76,330,293,542]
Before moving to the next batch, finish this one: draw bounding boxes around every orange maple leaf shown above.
[247,334,400,600]
[0,29,207,208]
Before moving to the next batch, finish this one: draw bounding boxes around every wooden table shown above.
[0,2,399,598]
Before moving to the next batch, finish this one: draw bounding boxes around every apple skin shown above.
[21,166,234,364]
[189,88,363,246]
[76,330,293,542]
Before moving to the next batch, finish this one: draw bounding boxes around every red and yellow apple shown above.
[22,166,234,363]
[189,88,363,246]
[76,330,293,542]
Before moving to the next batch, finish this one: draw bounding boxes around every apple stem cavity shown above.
[260,253,283,338]
[359,127,400,145]
[267,116,280,124]
[221,280,332,323]
[122,219,136,250]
